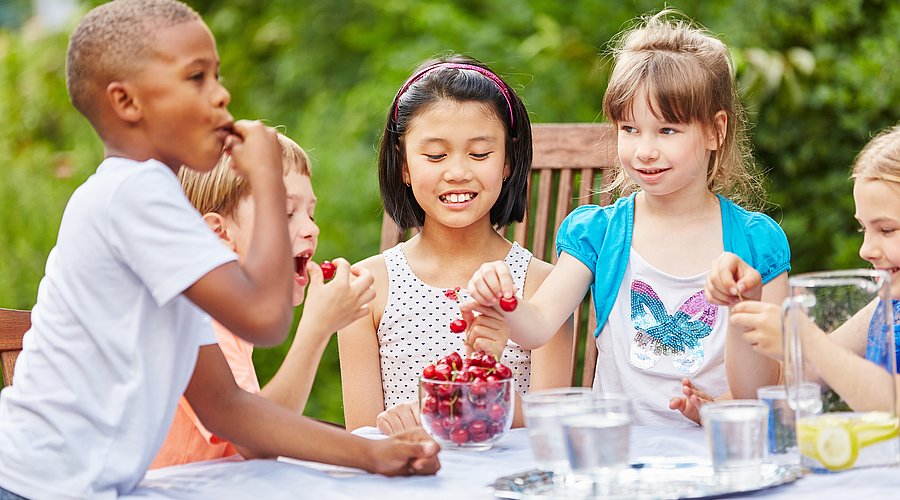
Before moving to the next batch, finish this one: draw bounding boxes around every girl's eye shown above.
[425,154,445,161]
[660,127,677,135]
[470,152,492,160]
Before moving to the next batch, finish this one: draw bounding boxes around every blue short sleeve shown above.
[721,197,791,285]
[555,204,607,271]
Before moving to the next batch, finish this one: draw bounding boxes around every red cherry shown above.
[421,396,439,415]
[494,363,512,380]
[488,402,506,421]
[450,427,470,444]
[481,353,498,367]
[422,364,436,380]
[320,260,336,280]
[499,296,518,312]
[447,352,463,370]
[449,319,467,334]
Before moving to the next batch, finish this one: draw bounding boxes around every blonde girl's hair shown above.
[602,9,765,210]
[852,124,900,185]
[179,133,311,216]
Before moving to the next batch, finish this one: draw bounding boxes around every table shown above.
[125,427,900,499]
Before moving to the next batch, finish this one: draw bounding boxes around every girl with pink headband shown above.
[338,54,573,434]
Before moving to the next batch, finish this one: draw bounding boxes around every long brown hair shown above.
[602,9,764,210]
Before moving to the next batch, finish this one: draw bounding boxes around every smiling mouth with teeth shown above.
[440,193,477,203]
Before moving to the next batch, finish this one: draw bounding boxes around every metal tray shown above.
[488,457,801,499]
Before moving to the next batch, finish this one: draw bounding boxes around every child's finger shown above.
[305,261,323,284]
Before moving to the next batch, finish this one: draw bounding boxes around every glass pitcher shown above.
[782,269,899,472]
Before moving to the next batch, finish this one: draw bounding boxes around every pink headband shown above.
[392,63,515,126]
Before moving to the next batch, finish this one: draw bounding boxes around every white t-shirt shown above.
[594,249,728,426]
[0,158,236,499]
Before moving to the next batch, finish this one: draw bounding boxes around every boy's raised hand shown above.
[225,120,282,181]
[705,252,763,306]
[302,258,375,335]
[364,427,441,477]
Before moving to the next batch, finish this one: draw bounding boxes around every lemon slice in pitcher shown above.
[797,416,858,471]
[815,424,858,470]
[852,412,900,448]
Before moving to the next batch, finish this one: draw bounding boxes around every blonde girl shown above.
[466,11,790,426]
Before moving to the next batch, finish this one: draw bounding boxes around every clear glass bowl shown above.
[419,375,514,451]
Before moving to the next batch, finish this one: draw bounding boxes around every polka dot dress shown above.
[378,242,533,409]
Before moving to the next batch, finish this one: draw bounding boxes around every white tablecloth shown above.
[125,426,900,499]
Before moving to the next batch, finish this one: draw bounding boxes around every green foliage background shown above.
[1,0,897,423]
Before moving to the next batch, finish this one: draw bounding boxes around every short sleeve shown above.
[555,205,607,271]
[107,165,237,306]
[743,212,791,284]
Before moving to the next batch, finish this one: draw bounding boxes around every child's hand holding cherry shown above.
[301,258,375,336]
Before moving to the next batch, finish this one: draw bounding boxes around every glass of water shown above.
[522,387,595,483]
[561,393,632,495]
[700,400,769,485]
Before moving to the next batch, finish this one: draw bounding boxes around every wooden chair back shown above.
[0,308,31,387]
[379,123,617,387]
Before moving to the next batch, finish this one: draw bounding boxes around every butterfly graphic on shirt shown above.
[629,280,719,374]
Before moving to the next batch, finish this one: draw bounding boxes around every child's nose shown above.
[214,82,231,108]
[444,155,473,181]
[858,234,880,262]
[635,136,659,162]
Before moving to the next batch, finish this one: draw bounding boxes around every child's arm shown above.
[705,252,786,398]
[184,120,293,346]
[464,252,592,350]
[782,300,896,413]
[259,259,375,411]
[184,344,441,476]
[337,256,390,431]
[521,257,575,424]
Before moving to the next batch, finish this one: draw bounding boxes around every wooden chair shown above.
[379,123,617,387]
[0,308,31,387]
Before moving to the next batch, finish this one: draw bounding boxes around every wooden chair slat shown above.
[0,307,31,387]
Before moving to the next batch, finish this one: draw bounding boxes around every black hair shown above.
[378,54,532,231]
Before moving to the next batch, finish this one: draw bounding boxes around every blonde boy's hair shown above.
[179,134,311,216]
[602,9,764,210]
[66,0,199,126]
[852,124,900,185]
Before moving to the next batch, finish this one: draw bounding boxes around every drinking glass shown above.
[756,384,815,468]
[783,269,899,472]
[700,400,768,485]
[561,393,632,494]
[522,387,594,483]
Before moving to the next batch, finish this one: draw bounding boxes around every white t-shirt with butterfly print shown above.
[594,248,728,426]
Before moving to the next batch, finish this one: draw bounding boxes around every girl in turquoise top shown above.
[465,10,790,425]
[707,124,900,411]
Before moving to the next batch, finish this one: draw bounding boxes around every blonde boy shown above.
[152,134,375,467]
[0,2,437,499]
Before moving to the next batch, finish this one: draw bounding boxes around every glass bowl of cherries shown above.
[419,351,515,451]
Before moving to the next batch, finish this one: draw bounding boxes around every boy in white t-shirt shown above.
[0,1,439,499]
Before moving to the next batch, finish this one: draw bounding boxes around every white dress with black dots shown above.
[378,242,533,410]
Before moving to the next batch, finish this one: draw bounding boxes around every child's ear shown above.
[106,81,142,124]
[401,163,411,186]
[202,212,234,248]
[707,111,728,151]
